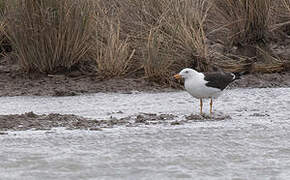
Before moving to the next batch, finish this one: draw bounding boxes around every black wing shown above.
[203,72,235,90]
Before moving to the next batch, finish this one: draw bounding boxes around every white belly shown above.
[184,79,222,99]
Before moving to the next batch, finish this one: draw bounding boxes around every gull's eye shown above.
[185,71,188,73]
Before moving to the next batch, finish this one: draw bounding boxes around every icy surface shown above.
[1,88,290,180]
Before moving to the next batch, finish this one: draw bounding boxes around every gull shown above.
[174,68,240,115]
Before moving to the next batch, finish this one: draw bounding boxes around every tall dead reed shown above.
[93,19,135,77]
[208,0,278,72]
[114,0,210,81]
[211,0,272,47]
[272,0,290,35]
[3,0,289,82]
[5,0,95,73]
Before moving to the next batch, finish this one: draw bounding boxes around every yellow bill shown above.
[174,74,182,79]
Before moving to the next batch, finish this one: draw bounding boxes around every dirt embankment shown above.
[1,64,290,97]
[229,72,290,88]
[0,64,170,97]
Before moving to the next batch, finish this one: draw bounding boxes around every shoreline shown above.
[1,68,290,97]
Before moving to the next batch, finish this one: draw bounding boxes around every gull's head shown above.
[174,68,199,80]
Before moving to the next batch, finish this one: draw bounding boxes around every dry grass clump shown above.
[89,0,210,82]
[1,0,290,84]
[143,29,175,82]
[0,0,11,57]
[93,20,135,77]
[117,0,210,81]
[116,0,176,81]
[209,52,252,72]
[270,0,290,69]
[5,0,95,73]
[271,0,290,35]
[211,0,272,47]
[168,0,210,71]
[88,2,136,77]
[208,0,290,73]
[0,20,8,57]
[0,0,5,15]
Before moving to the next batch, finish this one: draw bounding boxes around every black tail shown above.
[232,71,249,80]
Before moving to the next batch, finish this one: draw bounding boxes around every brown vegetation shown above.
[5,0,95,73]
[1,0,290,84]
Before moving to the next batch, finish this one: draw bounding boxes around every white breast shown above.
[184,73,222,99]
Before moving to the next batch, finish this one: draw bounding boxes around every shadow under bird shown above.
[174,68,241,115]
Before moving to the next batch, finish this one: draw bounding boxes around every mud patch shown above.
[169,113,231,125]
[0,112,103,131]
[134,113,177,124]
[0,131,8,135]
[250,113,270,117]
[185,113,232,122]
[0,112,232,132]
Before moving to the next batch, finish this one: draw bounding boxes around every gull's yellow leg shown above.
[200,98,203,115]
[210,98,213,114]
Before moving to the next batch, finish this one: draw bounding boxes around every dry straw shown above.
[5,0,95,73]
[2,0,290,81]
